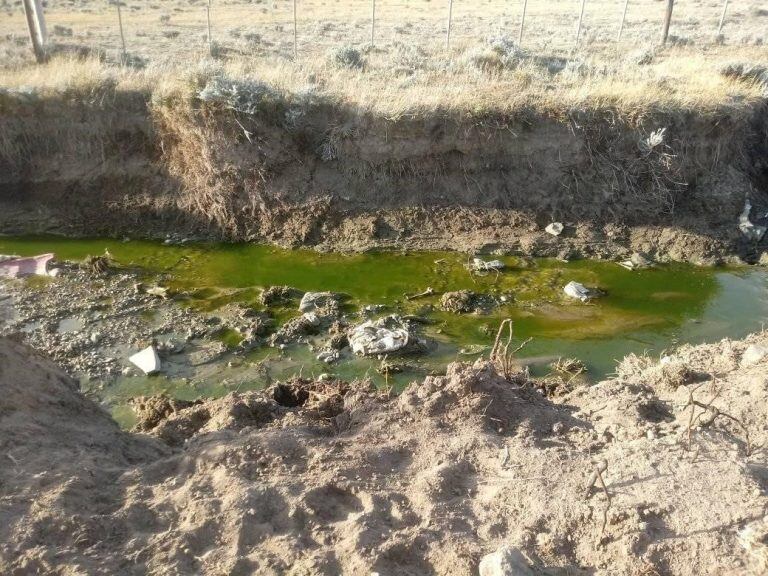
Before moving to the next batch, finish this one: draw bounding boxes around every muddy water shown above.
[2,237,767,425]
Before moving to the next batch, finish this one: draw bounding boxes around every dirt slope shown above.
[1,335,768,575]
[2,83,767,264]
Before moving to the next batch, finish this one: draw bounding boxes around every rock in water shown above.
[479,546,534,576]
[129,346,161,375]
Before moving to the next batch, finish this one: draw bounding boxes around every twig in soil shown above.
[405,287,435,301]
[584,459,612,540]
[684,380,752,456]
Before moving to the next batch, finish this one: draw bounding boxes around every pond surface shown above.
[2,236,767,424]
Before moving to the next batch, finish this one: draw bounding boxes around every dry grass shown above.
[0,44,765,123]
[1,0,767,121]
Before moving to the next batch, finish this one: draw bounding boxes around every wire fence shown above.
[7,0,766,65]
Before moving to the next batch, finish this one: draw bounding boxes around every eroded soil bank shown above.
[1,331,767,575]
[2,82,767,264]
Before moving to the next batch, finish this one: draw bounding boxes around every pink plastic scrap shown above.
[0,254,55,278]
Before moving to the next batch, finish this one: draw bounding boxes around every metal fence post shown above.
[617,0,629,41]
[661,0,674,44]
[518,0,528,45]
[446,0,453,50]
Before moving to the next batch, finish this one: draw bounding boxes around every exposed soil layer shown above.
[1,89,767,264]
[2,332,767,575]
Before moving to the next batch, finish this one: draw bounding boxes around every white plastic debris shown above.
[563,281,592,302]
[316,350,340,364]
[48,268,61,277]
[129,346,161,375]
[298,291,338,313]
[545,222,564,236]
[479,546,534,576]
[146,286,169,299]
[741,344,768,367]
[618,252,652,271]
[739,199,767,242]
[470,258,505,272]
[0,253,55,278]
[349,316,410,356]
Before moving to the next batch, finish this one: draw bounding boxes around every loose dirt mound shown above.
[1,335,767,575]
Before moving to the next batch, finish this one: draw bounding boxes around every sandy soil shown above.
[2,329,768,575]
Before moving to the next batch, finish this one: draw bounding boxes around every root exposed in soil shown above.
[2,334,768,575]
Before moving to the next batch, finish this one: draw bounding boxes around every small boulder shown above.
[478,546,534,576]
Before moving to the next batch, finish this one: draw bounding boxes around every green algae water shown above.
[3,236,767,425]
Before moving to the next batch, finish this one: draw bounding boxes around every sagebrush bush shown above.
[198,77,283,115]
[329,45,364,69]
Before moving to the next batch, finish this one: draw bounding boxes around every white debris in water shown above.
[545,222,564,236]
[129,346,161,375]
[470,258,505,272]
[349,316,410,356]
[563,281,593,303]
[618,252,653,271]
[316,350,340,364]
[738,199,767,242]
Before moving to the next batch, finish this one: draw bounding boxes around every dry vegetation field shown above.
[1,0,767,118]
[2,0,768,63]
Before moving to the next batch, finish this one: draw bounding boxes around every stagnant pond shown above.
[2,237,767,426]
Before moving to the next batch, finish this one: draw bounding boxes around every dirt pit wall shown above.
[1,85,767,263]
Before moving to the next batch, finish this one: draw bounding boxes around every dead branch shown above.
[684,379,752,456]
[584,459,612,541]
